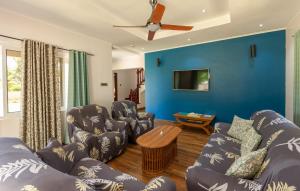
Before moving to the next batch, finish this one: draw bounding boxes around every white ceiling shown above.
[0,0,300,53]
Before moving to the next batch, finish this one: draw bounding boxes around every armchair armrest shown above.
[186,166,262,191]
[105,119,129,143]
[138,112,155,120]
[143,176,176,191]
[106,119,128,132]
[72,128,97,147]
[214,122,231,135]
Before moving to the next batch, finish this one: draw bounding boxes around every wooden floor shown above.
[108,120,209,191]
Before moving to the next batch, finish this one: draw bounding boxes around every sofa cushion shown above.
[197,133,241,173]
[36,139,88,173]
[228,115,253,140]
[241,127,262,156]
[226,148,267,179]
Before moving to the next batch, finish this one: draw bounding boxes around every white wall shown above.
[113,69,137,100]
[0,8,113,137]
[286,12,300,121]
[112,53,144,70]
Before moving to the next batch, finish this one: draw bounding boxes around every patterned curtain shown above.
[294,31,300,126]
[21,39,62,151]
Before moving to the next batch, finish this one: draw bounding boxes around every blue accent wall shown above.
[145,30,286,123]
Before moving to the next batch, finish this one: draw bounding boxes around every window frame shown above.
[6,49,22,114]
[1,44,21,119]
[0,44,68,119]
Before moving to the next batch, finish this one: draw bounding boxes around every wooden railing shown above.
[137,68,145,88]
[126,68,145,104]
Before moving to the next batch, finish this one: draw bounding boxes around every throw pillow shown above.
[36,138,88,173]
[225,148,267,179]
[227,115,254,140]
[240,127,262,156]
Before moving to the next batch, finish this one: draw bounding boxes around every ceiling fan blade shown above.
[161,24,193,31]
[148,31,156,41]
[113,25,147,28]
[151,3,165,24]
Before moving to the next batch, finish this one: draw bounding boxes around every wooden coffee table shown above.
[173,113,215,135]
[136,125,182,174]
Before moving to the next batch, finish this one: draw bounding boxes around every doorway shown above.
[113,72,118,101]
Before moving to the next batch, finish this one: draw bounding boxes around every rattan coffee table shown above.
[136,125,182,174]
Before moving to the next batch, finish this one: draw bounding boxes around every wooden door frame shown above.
[113,72,118,101]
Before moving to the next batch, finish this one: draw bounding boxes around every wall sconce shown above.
[250,44,256,58]
[156,58,161,67]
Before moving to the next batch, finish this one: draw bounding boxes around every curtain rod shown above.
[0,34,94,56]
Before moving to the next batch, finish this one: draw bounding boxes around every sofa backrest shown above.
[67,104,110,136]
[112,100,138,119]
[0,137,94,191]
[251,110,300,190]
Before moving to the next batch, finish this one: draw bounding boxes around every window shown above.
[58,56,69,110]
[6,50,21,113]
[0,44,68,118]
[0,46,3,117]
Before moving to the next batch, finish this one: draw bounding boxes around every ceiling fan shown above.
[113,0,193,41]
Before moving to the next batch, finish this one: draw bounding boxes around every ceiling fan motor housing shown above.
[148,23,161,32]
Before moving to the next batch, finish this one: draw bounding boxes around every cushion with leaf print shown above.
[36,138,88,173]
[81,178,124,191]
[227,115,254,141]
[225,147,267,179]
[240,127,262,156]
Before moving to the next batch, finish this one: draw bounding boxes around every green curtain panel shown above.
[68,50,90,107]
[294,31,300,126]
[66,50,89,143]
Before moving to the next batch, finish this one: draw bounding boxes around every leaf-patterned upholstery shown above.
[0,138,94,191]
[67,104,129,163]
[70,157,176,191]
[0,138,177,191]
[111,100,155,142]
[196,133,241,174]
[186,110,300,191]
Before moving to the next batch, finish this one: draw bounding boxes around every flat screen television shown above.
[173,69,209,91]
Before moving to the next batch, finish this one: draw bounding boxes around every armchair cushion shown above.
[90,131,125,163]
[36,138,88,173]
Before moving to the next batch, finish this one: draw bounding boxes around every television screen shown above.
[173,69,209,91]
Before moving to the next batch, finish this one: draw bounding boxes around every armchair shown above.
[111,100,155,142]
[67,104,129,163]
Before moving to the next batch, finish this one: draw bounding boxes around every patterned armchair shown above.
[67,104,129,163]
[111,100,155,142]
